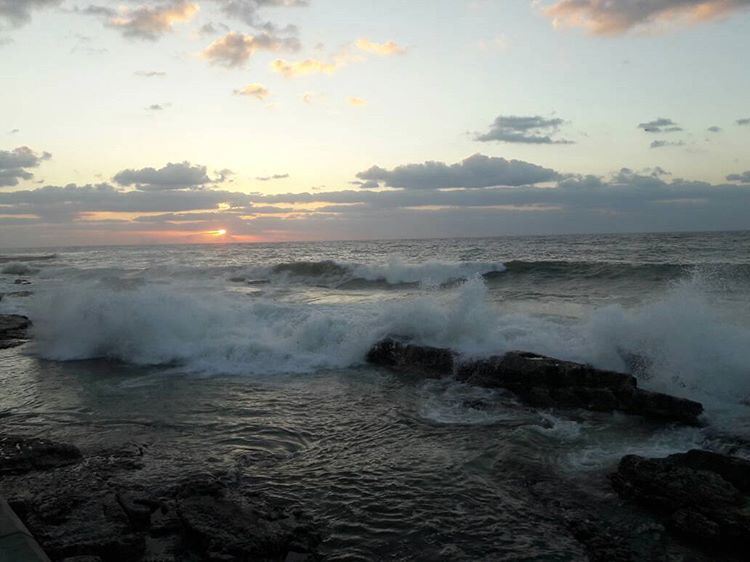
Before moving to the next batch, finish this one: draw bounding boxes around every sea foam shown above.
[27,272,750,412]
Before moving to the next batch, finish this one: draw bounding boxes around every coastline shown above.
[2,317,749,560]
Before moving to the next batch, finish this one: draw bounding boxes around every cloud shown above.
[738,118,750,126]
[135,70,167,78]
[84,1,199,41]
[234,83,270,99]
[354,38,406,55]
[0,0,61,28]
[542,0,750,35]
[209,0,307,31]
[271,46,364,77]
[202,31,299,67]
[347,97,367,107]
[650,140,686,148]
[8,129,19,134]
[113,162,223,190]
[475,115,573,144]
[4,158,750,244]
[146,103,170,111]
[727,171,750,182]
[355,153,560,189]
[638,117,683,133]
[256,173,289,181]
[707,126,722,133]
[0,146,51,187]
[271,57,338,77]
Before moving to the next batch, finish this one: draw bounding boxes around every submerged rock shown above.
[366,338,703,424]
[610,450,750,553]
[0,314,32,348]
[0,435,82,475]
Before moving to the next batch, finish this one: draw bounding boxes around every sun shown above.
[215,229,227,236]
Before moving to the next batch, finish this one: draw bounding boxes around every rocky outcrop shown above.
[366,338,703,424]
[610,450,750,553]
[0,314,31,349]
[0,434,321,562]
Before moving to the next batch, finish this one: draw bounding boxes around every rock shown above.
[610,450,750,553]
[0,435,82,475]
[367,338,703,424]
[0,437,321,561]
[365,338,456,377]
[14,279,32,285]
[0,314,32,349]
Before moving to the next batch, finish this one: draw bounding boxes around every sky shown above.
[1,0,749,247]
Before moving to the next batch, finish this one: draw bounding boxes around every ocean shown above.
[2,231,750,559]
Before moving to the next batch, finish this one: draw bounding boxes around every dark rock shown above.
[0,434,82,475]
[8,290,33,298]
[0,314,32,348]
[367,338,703,424]
[116,492,152,530]
[14,279,32,285]
[365,338,456,377]
[610,450,750,553]
[0,436,321,561]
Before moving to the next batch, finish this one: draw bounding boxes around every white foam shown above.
[26,271,750,423]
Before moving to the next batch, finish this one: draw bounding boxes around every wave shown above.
[235,259,750,289]
[1,263,39,275]
[235,259,508,288]
[28,273,750,412]
[0,254,56,264]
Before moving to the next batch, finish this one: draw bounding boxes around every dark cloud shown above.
[543,0,750,35]
[113,162,221,191]
[638,118,683,133]
[0,0,61,28]
[4,162,750,244]
[650,140,686,149]
[202,31,300,67]
[738,118,750,126]
[82,1,198,41]
[707,126,722,133]
[199,22,229,35]
[475,115,573,144]
[256,173,289,181]
[210,0,307,33]
[356,154,560,189]
[0,146,51,187]
[727,171,750,182]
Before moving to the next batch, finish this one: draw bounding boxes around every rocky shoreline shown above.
[0,435,321,562]
[2,323,749,560]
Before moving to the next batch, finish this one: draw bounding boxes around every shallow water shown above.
[2,231,750,558]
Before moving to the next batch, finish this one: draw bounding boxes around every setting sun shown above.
[215,229,227,236]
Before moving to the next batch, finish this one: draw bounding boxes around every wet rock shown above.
[0,314,32,348]
[610,450,750,553]
[0,435,82,475]
[178,494,316,561]
[0,435,321,561]
[14,278,32,285]
[365,338,456,377]
[8,290,34,298]
[367,338,703,424]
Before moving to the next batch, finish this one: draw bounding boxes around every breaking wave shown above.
[28,271,750,411]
